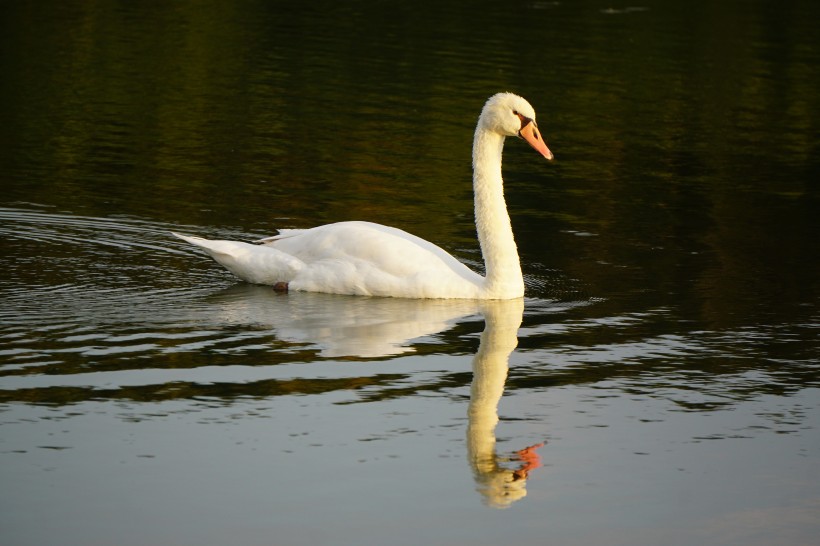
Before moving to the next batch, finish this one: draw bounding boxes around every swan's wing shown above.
[172,232,304,285]
[265,221,479,279]
[263,222,484,298]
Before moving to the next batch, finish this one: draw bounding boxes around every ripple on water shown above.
[1,205,817,419]
[1,206,269,378]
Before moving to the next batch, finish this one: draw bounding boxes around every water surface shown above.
[1,1,819,545]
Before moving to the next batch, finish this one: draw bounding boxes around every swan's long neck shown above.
[472,125,525,299]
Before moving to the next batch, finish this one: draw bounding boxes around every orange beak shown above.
[519,119,553,160]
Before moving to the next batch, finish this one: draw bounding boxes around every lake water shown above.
[1,1,819,545]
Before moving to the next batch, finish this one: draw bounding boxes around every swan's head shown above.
[479,93,553,160]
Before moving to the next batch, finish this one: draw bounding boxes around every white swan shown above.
[173,92,552,299]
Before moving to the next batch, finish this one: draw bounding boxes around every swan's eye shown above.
[512,110,519,116]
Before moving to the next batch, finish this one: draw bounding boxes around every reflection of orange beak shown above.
[519,121,553,160]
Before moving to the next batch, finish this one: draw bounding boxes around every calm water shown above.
[1,1,819,545]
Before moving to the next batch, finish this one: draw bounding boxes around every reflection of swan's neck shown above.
[466,299,525,508]
[467,302,521,439]
[473,126,524,299]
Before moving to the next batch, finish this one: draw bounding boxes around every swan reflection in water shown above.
[467,298,544,508]
[207,286,544,506]
[206,285,482,358]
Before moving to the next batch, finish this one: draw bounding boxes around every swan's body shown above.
[174,92,552,299]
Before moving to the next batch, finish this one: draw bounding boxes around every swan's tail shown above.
[172,232,304,285]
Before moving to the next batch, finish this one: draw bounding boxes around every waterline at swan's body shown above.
[174,92,552,299]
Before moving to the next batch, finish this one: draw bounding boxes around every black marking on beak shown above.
[516,113,533,134]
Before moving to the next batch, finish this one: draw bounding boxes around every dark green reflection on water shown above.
[0,0,818,396]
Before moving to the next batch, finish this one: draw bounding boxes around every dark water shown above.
[1,1,819,545]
